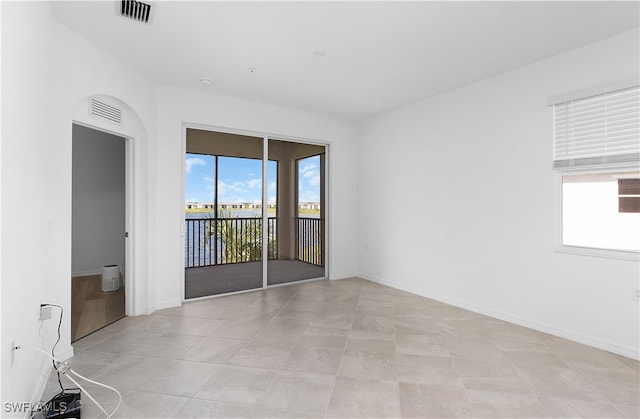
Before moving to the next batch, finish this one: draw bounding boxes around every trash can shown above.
[102,265,120,292]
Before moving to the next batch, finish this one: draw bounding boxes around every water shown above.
[184,211,322,267]
[185,210,319,219]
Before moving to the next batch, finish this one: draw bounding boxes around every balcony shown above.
[185,215,325,298]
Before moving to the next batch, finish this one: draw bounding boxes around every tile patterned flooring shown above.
[44,277,639,418]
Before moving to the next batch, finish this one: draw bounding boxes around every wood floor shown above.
[71,274,125,342]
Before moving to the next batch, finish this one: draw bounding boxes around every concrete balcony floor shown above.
[185,259,326,299]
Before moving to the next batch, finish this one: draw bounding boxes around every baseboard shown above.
[329,272,358,280]
[30,363,54,412]
[151,299,182,312]
[71,269,102,277]
[56,345,75,362]
[30,345,75,411]
[358,272,640,361]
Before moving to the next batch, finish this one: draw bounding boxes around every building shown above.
[1,2,638,417]
[299,202,321,211]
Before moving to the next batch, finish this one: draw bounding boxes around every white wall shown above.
[2,2,358,406]
[1,3,59,411]
[154,86,358,309]
[0,1,3,403]
[72,125,126,277]
[357,29,640,359]
[49,14,157,318]
[1,2,156,411]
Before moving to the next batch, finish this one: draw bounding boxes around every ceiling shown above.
[49,1,639,120]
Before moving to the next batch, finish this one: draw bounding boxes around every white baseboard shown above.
[151,299,182,312]
[358,272,640,361]
[30,363,54,415]
[56,345,75,362]
[29,345,75,415]
[329,272,358,280]
[71,270,102,277]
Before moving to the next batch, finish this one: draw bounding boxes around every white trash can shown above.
[102,265,120,292]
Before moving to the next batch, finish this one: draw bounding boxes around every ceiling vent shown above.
[89,97,123,125]
[118,0,153,24]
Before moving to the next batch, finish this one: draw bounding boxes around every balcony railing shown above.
[185,216,324,269]
[297,217,324,267]
[185,217,277,268]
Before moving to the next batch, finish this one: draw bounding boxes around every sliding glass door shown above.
[184,130,264,298]
[184,130,326,299]
[267,139,326,286]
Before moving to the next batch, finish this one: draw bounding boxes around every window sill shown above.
[554,245,640,262]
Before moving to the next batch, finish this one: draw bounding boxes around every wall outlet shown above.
[633,287,640,302]
[40,305,52,320]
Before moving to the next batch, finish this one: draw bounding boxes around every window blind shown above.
[553,85,639,169]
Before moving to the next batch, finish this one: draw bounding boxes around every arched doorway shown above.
[71,95,148,327]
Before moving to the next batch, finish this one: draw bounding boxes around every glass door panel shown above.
[184,129,264,298]
[267,139,326,286]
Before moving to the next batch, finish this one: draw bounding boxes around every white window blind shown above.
[553,85,640,169]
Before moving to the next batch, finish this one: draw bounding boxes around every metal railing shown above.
[185,216,325,269]
[296,217,324,267]
[185,217,277,268]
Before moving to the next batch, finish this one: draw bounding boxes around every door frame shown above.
[180,122,331,301]
[72,121,135,316]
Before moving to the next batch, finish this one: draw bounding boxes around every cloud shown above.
[185,156,206,175]
[201,176,263,203]
[226,196,246,203]
[300,163,318,179]
[300,163,320,188]
[202,176,216,196]
[247,178,262,189]
[299,161,320,200]
[299,190,320,202]
[218,181,247,197]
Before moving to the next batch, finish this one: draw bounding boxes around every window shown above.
[618,178,640,213]
[562,171,639,252]
[552,84,640,257]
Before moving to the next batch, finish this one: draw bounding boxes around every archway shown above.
[71,94,149,317]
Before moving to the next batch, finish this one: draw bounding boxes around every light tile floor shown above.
[43,277,639,418]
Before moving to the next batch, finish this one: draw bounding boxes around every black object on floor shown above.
[32,391,81,419]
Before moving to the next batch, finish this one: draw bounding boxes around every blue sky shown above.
[297,156,321,202]
[185,154,320,204]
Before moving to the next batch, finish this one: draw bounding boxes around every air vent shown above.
[119,0,153,24]
[89,97,122,125]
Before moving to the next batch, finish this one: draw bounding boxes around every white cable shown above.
[29,346,122,418]
[68,369,122,416]
[30,347,108,417]
[56,370,110,418]
[30,346,120,417]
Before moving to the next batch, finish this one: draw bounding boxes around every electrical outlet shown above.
[633,287,640,302]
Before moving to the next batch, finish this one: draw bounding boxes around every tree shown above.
[205,211,277,264]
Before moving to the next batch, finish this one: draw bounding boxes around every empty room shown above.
[1,1,638,418]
